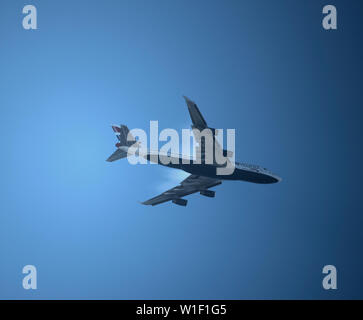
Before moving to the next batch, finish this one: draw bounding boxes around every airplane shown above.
[106,96,281,206]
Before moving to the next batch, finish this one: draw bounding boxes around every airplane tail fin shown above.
[106,125,139,162]
[111,124,136,147]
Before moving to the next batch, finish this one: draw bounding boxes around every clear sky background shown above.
[0,0,362,299]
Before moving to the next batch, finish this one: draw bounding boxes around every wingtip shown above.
[183,95,196,107]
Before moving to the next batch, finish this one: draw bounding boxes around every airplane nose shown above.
[271,175,282,183]
[261,173,281,184]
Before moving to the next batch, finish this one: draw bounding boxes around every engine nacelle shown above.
[200,190,215,198]
[172,198,188,206]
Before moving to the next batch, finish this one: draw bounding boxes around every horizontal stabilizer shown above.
[106,148,128,162]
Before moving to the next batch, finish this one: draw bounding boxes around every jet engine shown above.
[200,190,215,198]
[172,198,188,206]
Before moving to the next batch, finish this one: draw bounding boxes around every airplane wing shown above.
[183,96,208,130]
[183,96,234,165]
[142,174,222,206]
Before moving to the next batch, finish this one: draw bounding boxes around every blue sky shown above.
[0,0,362,299]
